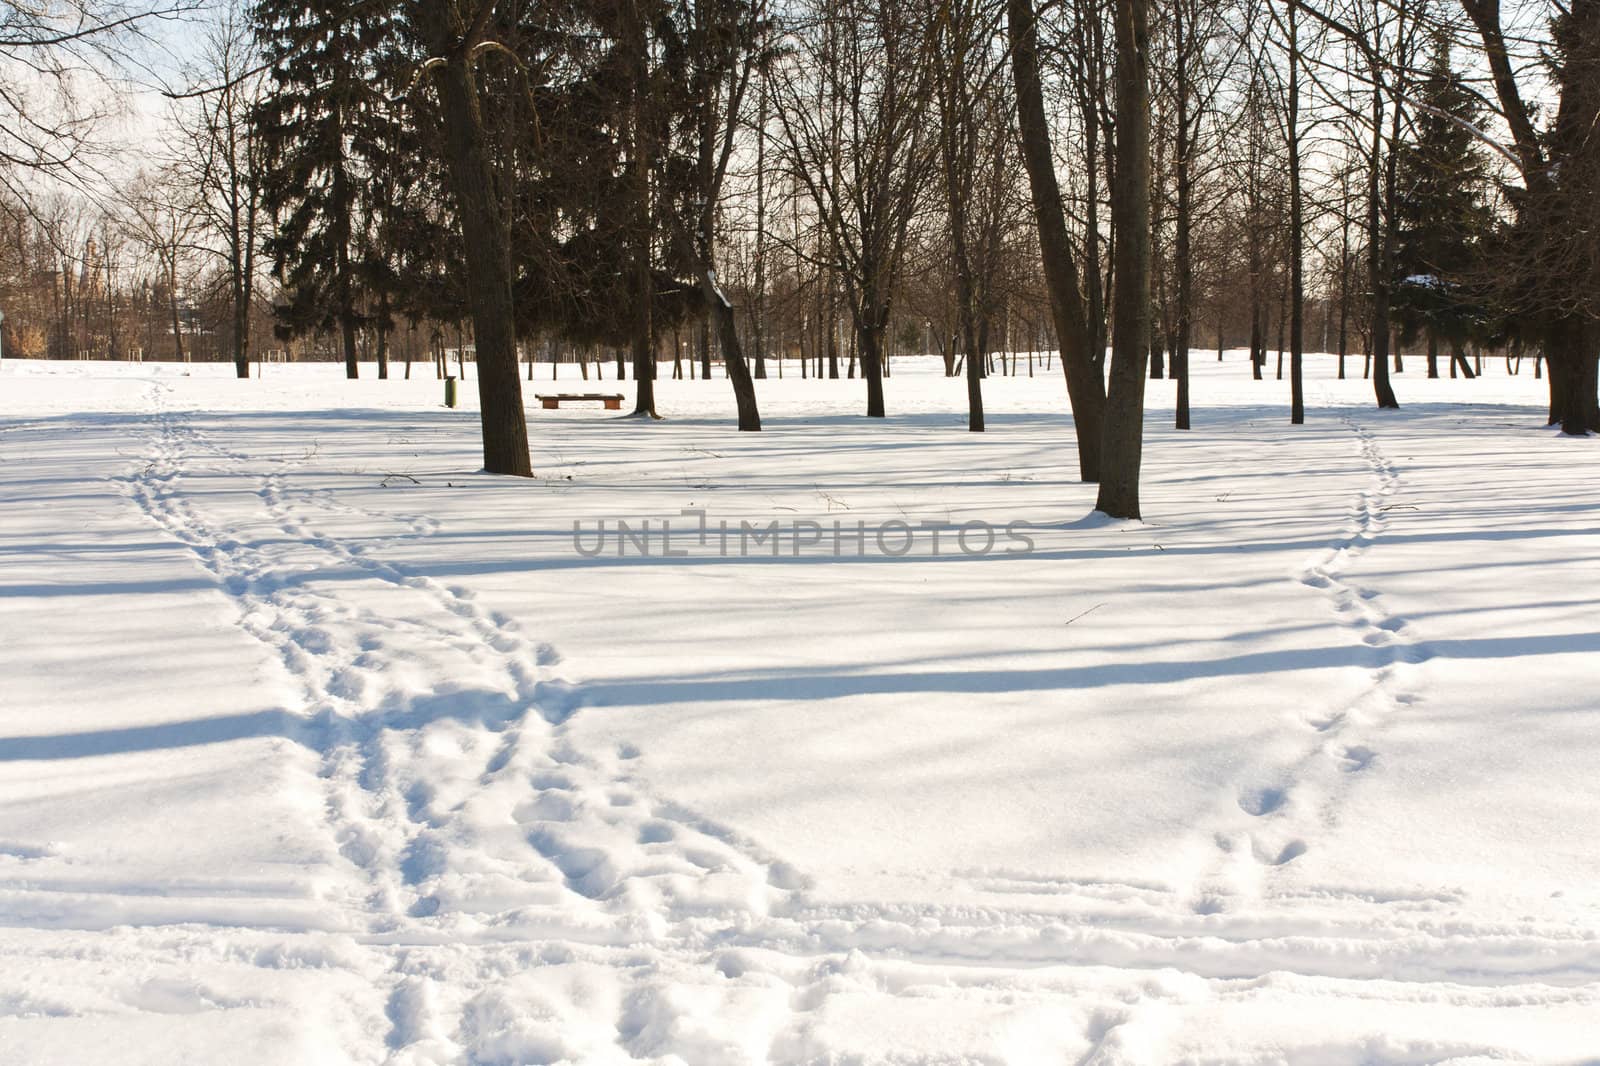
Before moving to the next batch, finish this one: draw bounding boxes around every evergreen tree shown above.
[251,0,387,378]
[1391,35,1495,376]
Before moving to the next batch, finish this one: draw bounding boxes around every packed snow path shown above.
[1,359,1597,1063]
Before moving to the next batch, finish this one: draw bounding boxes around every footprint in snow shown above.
[638,822,675,845]
[1238,786,1288,817]
[1252,838,1307,866]
[1340,745,1377,772]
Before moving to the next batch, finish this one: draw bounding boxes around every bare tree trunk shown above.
[1096,0,1151,518]
[1287,0,1305,425]
[168,259,187,364]
[1173,0,1193,430]
[700,270,761,430]
[1337,178,1351,380]
[1368,73,1399,409]
[625,0,656,418]
[1009,0,1106,481]
[827,287,840,378]
[427,31,533,475]
[376,290,390,380]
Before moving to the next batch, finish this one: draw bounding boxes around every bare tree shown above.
[773,0,935,417]
[171,0,263,379]
[1095,0,1152,518]
[0,0,202,201]
[930,0,1017,431]
[680,0,766,430]
[120,167,202,362]
[1157,0,1236,428]
[1008,0,1107,479]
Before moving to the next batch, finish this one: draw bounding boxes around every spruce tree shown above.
[251,0,385,379]
[1391,35,1494,375]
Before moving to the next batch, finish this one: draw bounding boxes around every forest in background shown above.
[1,0,1597,514]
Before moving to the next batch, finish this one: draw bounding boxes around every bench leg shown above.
[541,398,559,409]
[604,399,621,410]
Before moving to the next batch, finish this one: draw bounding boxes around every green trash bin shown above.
[445,376,457,408]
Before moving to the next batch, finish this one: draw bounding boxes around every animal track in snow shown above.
[1255,838,1308,866]
[1193,417,1431,909]
[1339,745,1377,773]
[1239,786,1289,817]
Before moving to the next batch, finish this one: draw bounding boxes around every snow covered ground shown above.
[0,353,1596,1064]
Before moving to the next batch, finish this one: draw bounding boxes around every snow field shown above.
[0,354,1596,1063]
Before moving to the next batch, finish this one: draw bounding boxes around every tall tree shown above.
[1160,0,1230,429]
[668,0,766,430]
[120,168,200,363]
[1008,0,1106,478]
[1358,0,1405,409]
[931,0,1015,432]
[400,0,535,474]
[1459,0,1600,432]
[174,0,265,379]
[774,0,933,418]
[252,0,380,379]
[1095,0,1151,518]
[1283,0,1305,424]
[1390,33,1493,379]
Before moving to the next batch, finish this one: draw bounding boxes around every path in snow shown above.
[1,359,1596,1063]
[1192,414,1435,906]
[116,379,810,1061]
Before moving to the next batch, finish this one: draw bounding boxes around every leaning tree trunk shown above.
[699,269,761,430]
[1009,0,1105,481]
[1096,0,1152,519]
[433,52,533,476]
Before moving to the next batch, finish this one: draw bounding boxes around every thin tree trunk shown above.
[1368,74,1399,409]
[1173,0,1192,430]
[1287,0,1305,425]
[376,290,391,380]
[626,0,656,418]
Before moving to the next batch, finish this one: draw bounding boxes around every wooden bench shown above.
[535,393,625,410]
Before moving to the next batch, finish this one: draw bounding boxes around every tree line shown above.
[1,0,1595,516]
